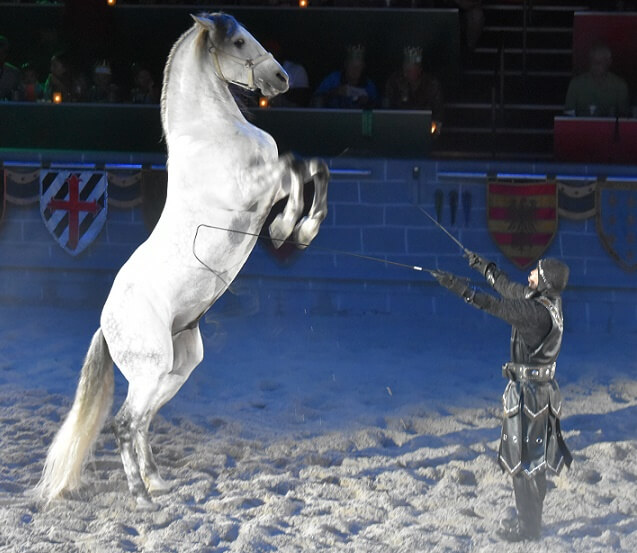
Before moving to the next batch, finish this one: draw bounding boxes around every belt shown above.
[502,362,555,382]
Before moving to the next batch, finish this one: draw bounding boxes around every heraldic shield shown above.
[0,165,5,226]
[487,180,558,269]
[596,181,637,271]
[40,170,108,255]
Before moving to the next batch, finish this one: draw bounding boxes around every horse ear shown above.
[191,13,216,31]
[191,13,237,40]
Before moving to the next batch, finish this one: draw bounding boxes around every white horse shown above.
[36,12,329,509]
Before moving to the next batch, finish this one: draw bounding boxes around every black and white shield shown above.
[40,170,108,255]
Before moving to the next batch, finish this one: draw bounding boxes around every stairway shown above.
[433,1,590,160]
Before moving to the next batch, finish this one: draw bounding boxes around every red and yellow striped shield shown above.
[487,179,558,269]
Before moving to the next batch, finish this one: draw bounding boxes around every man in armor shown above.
[433,254,572,542]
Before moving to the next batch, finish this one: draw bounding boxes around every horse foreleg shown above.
[294,158,330,246]
[269,158,304,247]
[238,153,294,208]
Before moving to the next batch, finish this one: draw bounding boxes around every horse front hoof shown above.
[294,217,320,247]
[268,214,292,249]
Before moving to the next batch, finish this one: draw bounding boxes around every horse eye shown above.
[234,38,245,48]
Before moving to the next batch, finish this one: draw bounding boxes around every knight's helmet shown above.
[537,258,569,294]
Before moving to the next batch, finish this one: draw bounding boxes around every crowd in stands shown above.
[0,35,161,105]
[1,0,634,129]
[0,32,447,127]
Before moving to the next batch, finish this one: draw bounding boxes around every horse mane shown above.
[160,23,216,136]
[160,24,198,136]
[159,14,248,135]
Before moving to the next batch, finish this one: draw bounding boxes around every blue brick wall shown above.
[0,157,635,330]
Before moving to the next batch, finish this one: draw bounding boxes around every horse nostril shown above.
[276,72,287,83]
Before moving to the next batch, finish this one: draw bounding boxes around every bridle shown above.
[208,41,275,91]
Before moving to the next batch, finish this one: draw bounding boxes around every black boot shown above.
[497,516,541,542]
[511,471,546,541]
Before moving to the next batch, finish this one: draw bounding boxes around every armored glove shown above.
[465,250,501,286]
[465,250,492,275]
[432,270,469,298]
[433,270,481,306]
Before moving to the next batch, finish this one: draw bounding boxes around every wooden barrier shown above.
[0,103,432,158]
[554,116,637,164]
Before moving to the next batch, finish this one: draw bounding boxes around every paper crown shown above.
[403,46,423,65]
[94,61,112,75]
[346,44,366,62]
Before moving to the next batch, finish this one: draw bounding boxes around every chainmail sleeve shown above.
[486,266,532,300]
[467,290,552,348]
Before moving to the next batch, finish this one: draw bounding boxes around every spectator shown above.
[565,42,630,118]
[87,60,121,103]
[43,51,74,102]
[71,71,90,103]
[0,35,20,101]
[311,44,379,109]
[130,63,160,104]
[452,0,484,55]
[383,46,444,129]
[16,62,44,102]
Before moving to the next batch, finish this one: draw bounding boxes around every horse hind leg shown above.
[111,353,173,508]
[133,326,204,496]
[133,409,170,494]
[113,394,173,507]
[133,375,188,495]
[113,389,158,510]
[294,158,329,246]
[113,405,152,508]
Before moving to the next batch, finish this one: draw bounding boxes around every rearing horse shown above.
[36,13,329,509]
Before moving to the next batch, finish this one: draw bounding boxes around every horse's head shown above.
[192,13,289,98]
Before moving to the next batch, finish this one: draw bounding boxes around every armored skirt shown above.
[499,378,572,477]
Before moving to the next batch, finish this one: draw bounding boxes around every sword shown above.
[416,205,470,255]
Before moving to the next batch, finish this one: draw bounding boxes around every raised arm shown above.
[465,251,530,299]
[433,270,551,346]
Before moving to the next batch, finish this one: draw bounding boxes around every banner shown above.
[107,170,142,208]
[596,180,637,271]
[557,178,597,220]
[4,166,40,206]
[487,179,558,269]
[141,168,167,233]
[40,170,108,255]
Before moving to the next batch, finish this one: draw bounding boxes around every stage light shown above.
[259,97,269,108]
[299,0,308,7]
[53,92,62,104]
[107,0,116,5]
[430,121,438,134]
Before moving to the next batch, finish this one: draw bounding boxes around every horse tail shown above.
[35,328,114,503]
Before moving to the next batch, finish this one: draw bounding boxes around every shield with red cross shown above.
[40,170,108,255]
